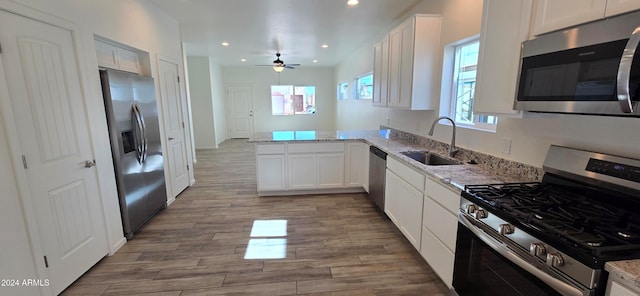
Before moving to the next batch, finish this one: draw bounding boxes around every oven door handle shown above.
[617,25,640,113]
[458,213,587,296]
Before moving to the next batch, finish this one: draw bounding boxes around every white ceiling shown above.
[150,0,423,67]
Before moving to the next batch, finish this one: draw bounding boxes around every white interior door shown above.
[158,59,190,198]
[226,86,254,138]
[0,10,108,295]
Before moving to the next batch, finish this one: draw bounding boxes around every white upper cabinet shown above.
[605,0,640,17]
[373,14,442,110]
[474,0,533,116]
[372,36,390,107]
[532,0,640,36]
[95,39,141,74]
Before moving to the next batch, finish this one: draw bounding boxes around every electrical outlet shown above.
[502,138,512,155]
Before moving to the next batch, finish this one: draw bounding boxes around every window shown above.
[446,39,497,131]
[271,85,316,115]
[355,73,373,100]
[337,81,348,100]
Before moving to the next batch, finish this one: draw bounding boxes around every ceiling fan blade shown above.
[285,65,296,69]
[255,65,274,66]
[286,63,301,66]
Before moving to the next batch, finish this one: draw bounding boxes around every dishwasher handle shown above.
[370,146,387,160]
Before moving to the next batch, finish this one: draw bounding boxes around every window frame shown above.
[354,72,373,100]
[441,36,497,132]
[337,81,349,100]
[270,85,316,116]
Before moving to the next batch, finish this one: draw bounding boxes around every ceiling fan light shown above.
[273,65,285,72]
[347,0,359,6]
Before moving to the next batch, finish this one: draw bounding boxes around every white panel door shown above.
[0,10,107,295]
[227,86,254,138]
[158,59,190,198]
[605,0,640,17]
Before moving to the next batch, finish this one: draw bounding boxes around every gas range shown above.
[454,145,640,296]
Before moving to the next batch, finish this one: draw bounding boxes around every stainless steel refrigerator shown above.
[100,69,167,239]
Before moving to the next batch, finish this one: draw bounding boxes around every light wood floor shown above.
[62,139,450,295]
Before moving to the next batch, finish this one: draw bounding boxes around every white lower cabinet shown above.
[606,279,640,296]
[256,142,355,195]
[256,144,286,191]
[420,177,461,288]
[317,153,345,188]
[345,142,365,188]
[288,154,317,189]
[385,157,425,250]
[421,226,455,288]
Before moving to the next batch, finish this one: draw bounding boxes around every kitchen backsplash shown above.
[385,126,544,182]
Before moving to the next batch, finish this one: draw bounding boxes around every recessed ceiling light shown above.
[221,42,229,46]
[347,0,359,6]
[322,44,329,48]
[313,60,318,63]
[241,58,246,62]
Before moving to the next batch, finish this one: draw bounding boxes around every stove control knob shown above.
[475,209,488,219]
[499,224,515,235]
[529,243,546,257]
[466,204,478,214]
[546,253,564,268]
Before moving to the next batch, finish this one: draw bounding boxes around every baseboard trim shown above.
[258,187,365,197]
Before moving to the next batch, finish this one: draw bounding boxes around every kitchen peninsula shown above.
[251,128,541,196]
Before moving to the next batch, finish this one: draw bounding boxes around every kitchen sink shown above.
[400,151,463,166]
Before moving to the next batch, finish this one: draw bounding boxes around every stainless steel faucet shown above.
[428,116,458,157]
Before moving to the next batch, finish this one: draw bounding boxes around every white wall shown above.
[187,56,217,149]
[223,66,336,132]
[209,61,229,143]
[0,0,185,294]
[336,0,640,166]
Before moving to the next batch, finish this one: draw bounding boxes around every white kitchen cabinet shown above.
[363,143,370,193]
[288,154,317,189]
[533,0,640,35]
[318,153,345,188]
[95,39,141,74]
[606,280,640,296]
[345,142,365,188]
[372,36,389,107]
[373,14,442,110]
[385,157,425,250]
[256,144,286,191]
[605,0,640,17]
[421,226,455,288]
[420,177,460,289]
[474,0,532,116]
[532,0,606,35]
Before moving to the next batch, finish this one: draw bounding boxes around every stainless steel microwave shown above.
[515,10,640,117]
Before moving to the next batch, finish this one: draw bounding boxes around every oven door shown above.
[452,213,596,296]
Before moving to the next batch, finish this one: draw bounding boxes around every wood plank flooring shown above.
[62,139,450,295]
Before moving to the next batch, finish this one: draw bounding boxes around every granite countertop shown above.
[251,129,537,193]
[606,260,640,292]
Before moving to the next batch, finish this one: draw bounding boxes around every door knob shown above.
[84,160,96,168]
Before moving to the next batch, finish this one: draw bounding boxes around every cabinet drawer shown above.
[423,196,457,251]
[387,157,425,192]
[425,177,460,214]
[256,144,285,154]
[288,142,345,153]
[421,226,454,288]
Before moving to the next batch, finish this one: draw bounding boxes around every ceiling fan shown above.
[256,52,300,72]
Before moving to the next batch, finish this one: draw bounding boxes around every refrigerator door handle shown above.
[131,104,144,164]
[137,105,148,163]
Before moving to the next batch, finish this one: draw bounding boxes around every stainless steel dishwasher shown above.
[368,146,386,211]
